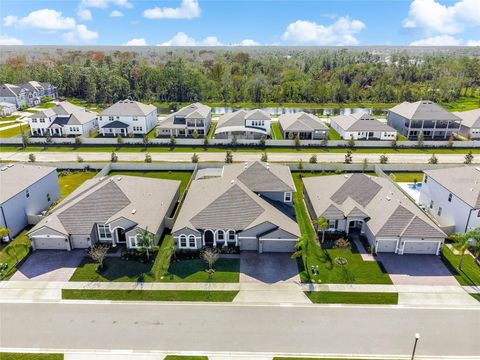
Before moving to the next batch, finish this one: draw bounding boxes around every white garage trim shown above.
[398,239,443,255]
[375,239,398,253]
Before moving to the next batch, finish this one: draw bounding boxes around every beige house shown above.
[453,109,480,140]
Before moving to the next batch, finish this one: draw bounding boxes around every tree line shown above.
[0,50,479,105]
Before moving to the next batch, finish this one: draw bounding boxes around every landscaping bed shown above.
[62,289,238,302]
[441,246,480,286]
[305,291,398,304]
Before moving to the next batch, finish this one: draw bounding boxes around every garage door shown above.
[261,240,297,253]
[377,240,397,253]
[403,241,439,255]
[71,237,89,249]
[239,238,258,251]
[33,237,68,250]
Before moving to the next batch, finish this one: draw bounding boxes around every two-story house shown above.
[214,109,271,139]
[387,100,462,140]
[157,103,211,138]
[330,112,397,140]
[98,100,157,137]
[0,82,58,109]
[419,166,480,234]
[0,84,29,109]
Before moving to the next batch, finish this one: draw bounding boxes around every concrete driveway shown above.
[10,250,85,281]
[376,254,459,286]
[240,251,300,284]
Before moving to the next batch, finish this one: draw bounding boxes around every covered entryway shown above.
[376,239,397,253]
[261,239,296,253]
[204,230,214,247]
[31,236,69,250]
[402,241,440,255]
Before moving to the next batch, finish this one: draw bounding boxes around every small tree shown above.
[201,248,219,279]
[309,154,317,164]
[230,135,238,147]
[169,136,176,149]
[297,159,304,174]
[321,138,328,147]
[294,135,301,148]
[191,153,199,163]
[203,137,209,148]
[142,135,149,148]
[88,244,109,270]
[379,154,389,164]
[75,136,82,147]
[348,135,355,148]
[390,136,398,149]
[116,134,123,145]
[144,153,152,163]
[136,228,158,261]
[362,158,368,172]
[344,150,353,164]
[192,130,199,139]
[428,154,438,164]
[260,152,268,162]
[110,151,118,162]
[450,229,479,270]
[21,132,30,149]
[45,133,53,144]
[77,154,84,163]
[291,236,310,278]
[417,132,424,148]
[28,153,36,162]
[225,150,233,163]
[313,216,329,244]
[259,135,266,148]
[464,151,474,164]
[447,135,454,148]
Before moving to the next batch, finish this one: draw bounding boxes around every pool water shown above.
[407,183,422,190]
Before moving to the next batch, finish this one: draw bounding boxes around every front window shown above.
[437,207,442,216]
[328,220,336,230]
[228,230,235,241]
[448,193,452,202]
[108,116,114,121]
[188,235,196,248]
[429,200,434,209]
[25,189,30,198]
[129,236,139,248]
[284,192,292,202]
[47,193,51,202]
[133,117,138,121]
[217,231,224,241]
[424,176,428,183]
[179,235,187,248]
[98,224,112,240]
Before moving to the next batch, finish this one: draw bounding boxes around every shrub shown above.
[260,135,266,147]
[260,152,268,162]
[379,154,388,164]
[464,151,474,164]
[309,154,317,164]
[111,151,118,162]
[75,136,82,146]
[428,154,438,164]
[348,135,355,148]
[192,130,199,139]
[191,153,199,163]
[334,238,351,249]
[225,150,233,163]
[144,153,152,163]
[28,153,36,162]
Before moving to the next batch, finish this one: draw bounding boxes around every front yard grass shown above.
[62,289,238,302]
[164,356,208,360]
[292,173,392,285]
[108,171,192,197]
[0,354,63,360]
[271,122,283,139]
[441,246,480,286]
[0,229,31,280]
[0,124,29,138]
[305,291,398,304]
[58,170,97,199]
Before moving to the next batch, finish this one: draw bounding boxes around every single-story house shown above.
[330,112,397,140]
[0,164,60,238]
[157,103,212,138]
[278,112,329,140]
[303,173,446,255]
[28,175,180,250]
[215,109,271,139]
[172,161,300,253]
[453,108,480,140]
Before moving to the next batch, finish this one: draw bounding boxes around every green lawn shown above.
[164,356,208,360]
[62,289,238,302]
[0,354,63,360]
[441,246,480,286]
[160,258,240,282]
[471,294,480,302]
[35,102,56,109]
[0,229,31,280]
[206,121,217,139]
[442,95,480,112]
[0,124,29,138]
[108,171,192,197]
[305,291,398,304]
[387,172,424,183]
[58,171,96,199]
[146,127,157,139]
[327,126,342,140]
[0,115,20,122]
[292,173,392,284]
[271,122,283,140]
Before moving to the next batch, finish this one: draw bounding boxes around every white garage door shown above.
[377,240,397,253]
[71,237,89,249]
[261,240,297,253]
[239,238,258,251]
[403,241,439,255]
[33,237,68,250]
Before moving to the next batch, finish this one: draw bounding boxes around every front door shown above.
[204,231,214,247]
[116,228,126,243]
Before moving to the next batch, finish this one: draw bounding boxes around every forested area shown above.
[0,50,479,105]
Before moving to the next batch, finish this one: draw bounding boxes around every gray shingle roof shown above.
[52,101,85,116]
[102,120,129,129]
[453,109,480,129]
[158,103,210,129]
[330,173,382,207]
[99,100,156,117]
[237,161,295,192]
[389,101,460,121]
[216,109,269,129]
[67,110,97,125]
[331,112,396,132]
[278,112,328,132]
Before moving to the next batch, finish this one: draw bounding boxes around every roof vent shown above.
[231,180,234,184]
[386,196,391,201]
[117,177,122,181]
[0,167,7,171]
[344,174,349,178]
[131,209,137,214]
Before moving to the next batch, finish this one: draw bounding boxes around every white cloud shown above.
[110,10,123,17]
[158,32,224,46]
[123,38,147,46]
[62,24,98,43]
[143,0,200,19]
[410,35,463,46]
[77,9,92,21]
[403,0,480,35]
[467,40,480,46]
[80,0,132,9]
[282,16,365,45]
[234,39,260,46]
[0,34,24,45]
[3,9,76,30]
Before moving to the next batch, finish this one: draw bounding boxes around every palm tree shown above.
[291,235,309,272]
[136,228,158,261]
[450,228,479,270]
[313,216,329,244]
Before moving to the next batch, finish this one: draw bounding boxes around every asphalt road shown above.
[0,150,477,164]
[1,302,479,357]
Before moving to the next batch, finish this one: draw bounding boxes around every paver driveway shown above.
[10,250,85,281]
[376,253,458,286]
[240,251,300,284]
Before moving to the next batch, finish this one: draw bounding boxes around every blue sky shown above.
[1,0,479,46]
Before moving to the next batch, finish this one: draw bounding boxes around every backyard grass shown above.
[441,246,480,286]
[387,172,424,183]
[0,229,31,280]
[0,124,29,138]
[35,102,56,109]
[57,170,97,199]
[271,122,283,139]
[164,356,208,360]
[62,289,238,302]
[442,95,480,112]
[327,126,342,140]
[0,354,63,360]
[206,121,217,139]
[0,115,20,121]
[146,127,157,139]
[292,173,392,284]
[108,171,192,197]
[305,291,398,304]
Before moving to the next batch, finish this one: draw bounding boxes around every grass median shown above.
[0,353,63,360]
[305,291,399,304]
[62,289,239,302]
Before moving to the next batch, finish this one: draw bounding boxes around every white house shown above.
[419,166,480,235]
[98,100,157,137]
[330,112,397,140]
[0,164,60,238]
[453,109,480,140]
[215,109,271,139]
[28,101,98,137]
[157,102,212,138]
[0,102,16,117]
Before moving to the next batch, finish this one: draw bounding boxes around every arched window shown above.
[188,235,196,248]
[179,235,187,248]
[217,230,224,241]
[228,230,235,242]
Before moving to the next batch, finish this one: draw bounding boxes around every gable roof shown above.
[158,103,211,128]
[237,161,295,192]
[53,101,85,116]
[424,166,480,209]
[29,176,180,236]
[0,84,22,97]
[453,108,480,129]
[389,101,460,122]
[216,109,270,130]
[99,100,156,117]
[67,110,97,125]
[331,112,396,132]
[278,112,328,132]
[303,174,445,239]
